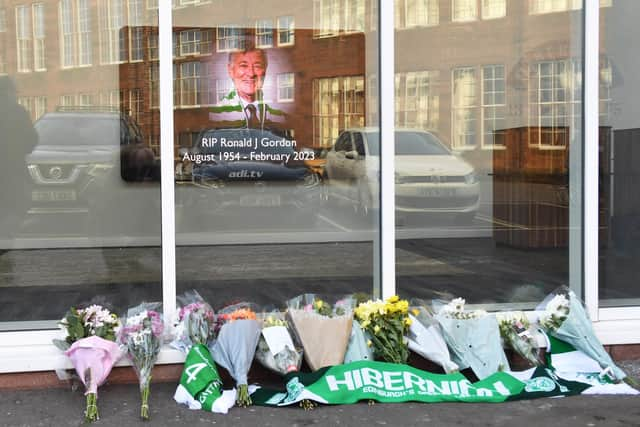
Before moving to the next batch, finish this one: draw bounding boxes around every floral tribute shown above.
[354,295,412,364]
[255,312,303,375]
[53,305,122,423]
[118,303,164,420]
[287,294,354,371]
[211,303,261,407]
[496,311,543,368]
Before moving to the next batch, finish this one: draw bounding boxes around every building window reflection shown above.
[313,76,364,147]
[255,18,273,48]
[216,25,245,52]
[395,70,439,132]
[98,0,126,64]
[313,0,364,38]
[15,4,33,72]
[481,64,506,148]
[277,72,294,102]
[529,59,580,149]
[452,67,477,149]
[277,15,294,46]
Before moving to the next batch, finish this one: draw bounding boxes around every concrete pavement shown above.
[2,360,639,427]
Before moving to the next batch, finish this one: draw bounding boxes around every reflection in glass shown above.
[0,1,162,329]
[600,1,640,306]
[395,0,584,307]
[173,0,380,308]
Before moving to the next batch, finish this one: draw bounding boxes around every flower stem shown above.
[85,392,99,422]
[140,383,150,420]
[236,384,252,407]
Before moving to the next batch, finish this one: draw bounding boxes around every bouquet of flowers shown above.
[496,311,544,368]
[406,301,458,373]
[354,295,411,364]
[172,291,233,414]
[210,302,261,407]
[287,294,354,371]
[53,304,122,423]
[255,311,303,375]
[537,287,626,382]
[435,298,509,380]
[117,303,164,420]
[343,319,374,364]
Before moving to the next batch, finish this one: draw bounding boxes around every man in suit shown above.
[209,47,287,132]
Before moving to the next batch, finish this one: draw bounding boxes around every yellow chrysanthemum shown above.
[411,308,420,316]
[387,295,400,303]
[367,340,372,347]
[405,317,412,327]
[374,325,381,334]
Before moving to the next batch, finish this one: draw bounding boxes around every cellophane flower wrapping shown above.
[54,305,122,423]
[172,291,230,414]
[434,298,509,380]
[496,311,544,368]
[171,290,216,352]
[406,301,458,373]
[286,294,354,371]
[354,296,411,364]
[255,311,303,375]
[118,303,164,420]
[537,287,626,382]
[344,319,374,363]
[210,302,261,407]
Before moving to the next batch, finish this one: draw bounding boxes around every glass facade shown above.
[599,0,640,307]
[0,0,161,329]
[0,0,638,369]
[394,0,584,308]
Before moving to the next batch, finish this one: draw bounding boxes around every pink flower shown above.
[65,336,122,395]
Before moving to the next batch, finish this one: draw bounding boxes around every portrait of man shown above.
[209,46,288,132]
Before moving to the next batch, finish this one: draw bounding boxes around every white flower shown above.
[546,294,570,315]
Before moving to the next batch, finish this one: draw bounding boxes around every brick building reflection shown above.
[0,0,615,248]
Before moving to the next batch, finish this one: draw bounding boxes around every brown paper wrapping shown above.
[288,309,353,371]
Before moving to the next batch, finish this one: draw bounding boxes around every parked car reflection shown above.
[25,107,160,238]
[324,128,480,223]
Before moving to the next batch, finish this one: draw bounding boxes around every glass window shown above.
[255,19,273,48]
[396,70,439,131]
[277,72,294,102]
[313,0,365,38]
[403,0,439,28]
[148,32,158,60]
[98,0,126,64]
[277,15,295,46]
[452,0,478,22]
[173,2,379,310]
[179,29,201,56]
[482,0,506,19]
[452,67,477,149]
[599,3,640,307]
[32,3,45,70]
[216,25,245,52]
[396,0,584,309]
[178,61,200,106]
[15,5,32,72]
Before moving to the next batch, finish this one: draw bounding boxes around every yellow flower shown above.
[411,308,420,316]
[361,319,371,329]
[367,340,372,347]
[373,325,381,334]
[387,295,400,303]
[405,317,413,327]
[315,300,323,309]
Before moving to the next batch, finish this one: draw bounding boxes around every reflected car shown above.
[25,108,159,236]
[181,128,321,222]
[324,128,480,222]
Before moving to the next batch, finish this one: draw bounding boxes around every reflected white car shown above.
[324,128,480,222]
